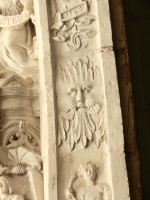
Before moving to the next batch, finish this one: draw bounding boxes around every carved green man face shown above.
[58,58,106,150]
[67,83,92,109]
[60,58,103,110]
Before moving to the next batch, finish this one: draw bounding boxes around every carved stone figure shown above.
[66,163,111,200]
[0,176,25,200]
[58,58,106,150]
[0,0,38,75]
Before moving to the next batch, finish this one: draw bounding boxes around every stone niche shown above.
[0,0,130,200]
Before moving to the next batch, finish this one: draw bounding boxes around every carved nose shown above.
[76,88,85,103]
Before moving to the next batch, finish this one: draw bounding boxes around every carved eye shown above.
[68,88,77,96]
[83,86,91,93]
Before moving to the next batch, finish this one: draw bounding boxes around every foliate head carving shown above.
[58,58,106,150]
[60,57,100,109]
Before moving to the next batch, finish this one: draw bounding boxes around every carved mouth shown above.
[77,100,85,108]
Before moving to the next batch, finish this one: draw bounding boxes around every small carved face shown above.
[0,178,9,195]
[67,84,92,109]
[82,165,97,182]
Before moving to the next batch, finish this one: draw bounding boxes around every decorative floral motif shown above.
[58,104,105,150]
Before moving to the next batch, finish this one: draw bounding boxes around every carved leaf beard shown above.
[0,0,23,16]
[58,104,106,150]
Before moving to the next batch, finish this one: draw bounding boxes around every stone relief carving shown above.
[0,146,41,175]
[2,121,40,154]
[0,0,38,75]
[0,176,25,200]
[51,0,97,50]
[0,67,43,199]
[66,162,112,200]
[58,57,106,150]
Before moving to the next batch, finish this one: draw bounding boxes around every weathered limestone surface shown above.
[0,0,130,199]
[109,0,142,199]
[98,1,130,198]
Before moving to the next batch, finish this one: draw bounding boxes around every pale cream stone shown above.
[0,0,130,199]
[0,176,25,200]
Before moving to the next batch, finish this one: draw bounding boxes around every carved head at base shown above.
[79,162,99,185]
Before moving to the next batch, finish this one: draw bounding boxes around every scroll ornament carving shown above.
[2,121,40,154]
[58,58,106,150]
[0,176,25,200]
[0,121,41,175]
[66,162,112,200]
[51,0,97,50]
[0,0,38,75]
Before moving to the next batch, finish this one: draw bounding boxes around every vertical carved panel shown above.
[58,57,106,150]
[50,0,115,199]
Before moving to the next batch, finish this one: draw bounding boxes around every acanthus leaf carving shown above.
[58,57,106,150]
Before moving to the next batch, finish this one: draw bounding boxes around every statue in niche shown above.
[58,57,106,150]
[0,176,25,200]
[66,162,112,200]
[0,0,38,75]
